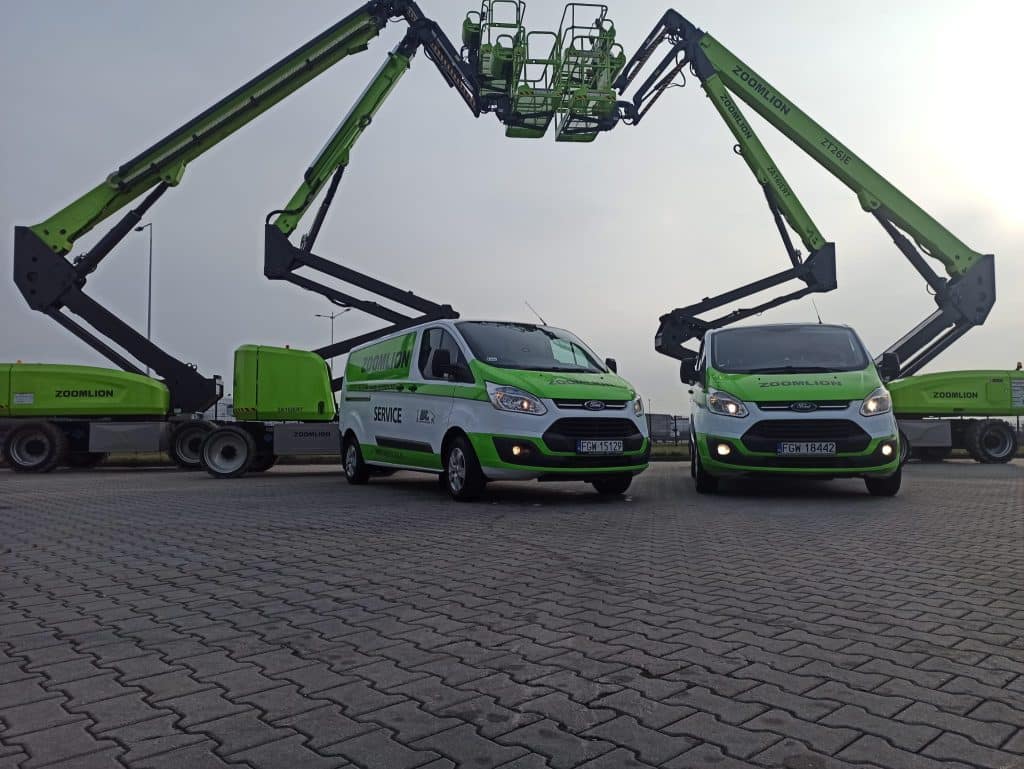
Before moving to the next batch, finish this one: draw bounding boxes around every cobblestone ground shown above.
[1,461,1022,769]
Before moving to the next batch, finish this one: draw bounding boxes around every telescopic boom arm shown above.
[13,1,478,413]
[615,10,995,378]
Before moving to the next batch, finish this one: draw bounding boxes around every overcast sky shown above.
[2,1,1021,414]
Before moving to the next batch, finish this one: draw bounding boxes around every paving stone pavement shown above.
[1,460,1022,769]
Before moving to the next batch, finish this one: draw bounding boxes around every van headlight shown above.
[487,382,547,415]
[860,386,892,417]
[707,389,748,418]
[633,396,644,417]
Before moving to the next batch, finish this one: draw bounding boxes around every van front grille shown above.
[542,418,644,452]
[741,419,871,452]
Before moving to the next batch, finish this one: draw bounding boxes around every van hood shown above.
[708,366,882,403]
[472,362,637,401]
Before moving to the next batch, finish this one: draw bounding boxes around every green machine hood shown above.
[707,366,882,403]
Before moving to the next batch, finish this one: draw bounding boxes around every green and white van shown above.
[339,320,650,500]
[685,323,902,496]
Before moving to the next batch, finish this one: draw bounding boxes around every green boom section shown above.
[272,46,414,235]
[30,8,387,255]
[0,363,169,418]
[702,34,984,277]
[890,370,1024,417]
[232,346,336,422]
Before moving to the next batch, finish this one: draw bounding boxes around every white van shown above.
[338,320,650,500]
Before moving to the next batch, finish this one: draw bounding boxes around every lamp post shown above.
[315,309,350,374]
[133,223,154,375]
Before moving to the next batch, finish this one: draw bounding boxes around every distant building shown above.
[647,413,689,443]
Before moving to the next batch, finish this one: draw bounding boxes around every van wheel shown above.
[201,426,255,479]
[693,449,719,494]
[689,435,697,478]
[3,421,67,473]
[865,465,902,497]
[343,437,370,485]
[66,451,108,469]
[443,436,485,501]
[965,419,1017,464]
[591,474,632,495]
[169,421,213,469]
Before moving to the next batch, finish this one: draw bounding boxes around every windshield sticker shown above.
[759,380,842,388]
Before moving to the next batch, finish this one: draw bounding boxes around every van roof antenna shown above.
[810,298,824,324]
[525,300,548,325]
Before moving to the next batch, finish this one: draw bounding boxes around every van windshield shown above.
[457,322,606,373]
[710,326,871,374]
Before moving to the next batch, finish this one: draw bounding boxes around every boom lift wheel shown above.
[66,452,109,469]
[2,421,67,473]
[200,426,256,479]
[591,474,633,495]
[897,429,911,465]
[965,419,1018,464]
[168,421,215,470]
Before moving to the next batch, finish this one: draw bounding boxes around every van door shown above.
[405,328,465,457]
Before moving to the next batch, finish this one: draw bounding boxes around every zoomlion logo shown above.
[360,350,411,375]
[933,391,979,399]
[55,389,115,398]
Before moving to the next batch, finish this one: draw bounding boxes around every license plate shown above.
[777,441,837,456]
[577,440,624,455]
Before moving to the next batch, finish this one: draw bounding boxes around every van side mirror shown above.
[605,358,618,373]
[680,356,699,385]
[431,349,452,378]
[878,351,901,381]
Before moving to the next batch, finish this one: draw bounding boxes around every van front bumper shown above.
[469,433,650,480]
[699,434,900,478]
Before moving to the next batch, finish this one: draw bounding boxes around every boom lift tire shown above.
[343,435,370,485]
[168,421,215,470]
[66,451,108,469]
[200,426,255,479]
[249,453,277,473]
[3,421,68,473]
[591,474,633,495]
[965,419,1018,464]
[865,466,902,497]
[898,429,911,465]
[442,436,485,501]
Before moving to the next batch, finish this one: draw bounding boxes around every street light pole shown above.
[134,223,154,375]
[315,309,350,374]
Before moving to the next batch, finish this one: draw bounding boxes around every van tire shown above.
[343,437,370,485]
[591,474,632,495]
[865,466,902,496]
[965,419,1017,464]
[169,421,214,469]
[443,436,485,501]
[3,421,67,473]
[201,426,255,479]
[693,449,719,494]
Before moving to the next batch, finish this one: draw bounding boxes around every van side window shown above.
[419,329,471,382]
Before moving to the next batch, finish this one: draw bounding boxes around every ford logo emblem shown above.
[791,402,818,412]
[584,400,606,411]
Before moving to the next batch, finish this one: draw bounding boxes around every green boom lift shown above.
[4,1,627,474]
[612,9,1020,463]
